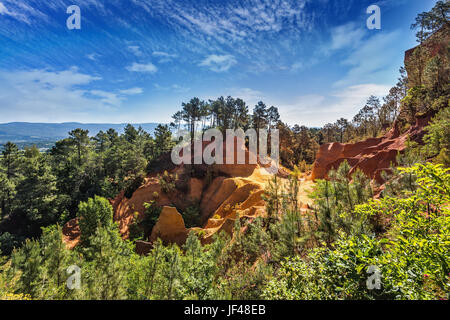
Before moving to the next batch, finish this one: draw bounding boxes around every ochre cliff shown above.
[63,138,314,249]
[310,112,433,183]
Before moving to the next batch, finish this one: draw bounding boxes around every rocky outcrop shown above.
[149,206,189,245]
[310,107,434,183]
[62,136,312,250]
[62,218,80,249]
[404,26,449,88]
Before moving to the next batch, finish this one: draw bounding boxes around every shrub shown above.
[77,196,113,246]
[264,163,450,300]
[183,204,201,228]
[158,171,177,194]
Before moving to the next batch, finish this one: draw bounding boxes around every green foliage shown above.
[182,204,201,228]
[382,139,424,197]
[310,161,374,244]
[128,201,162,242]
[423,107,450,166]
[142,201,162,236]
[261,175,283,224]
[411,1,449,42]
[13,147,58,226]
[77,196,113,246]
[0,142,21,217]
[0,232,22,256]
[2,162,447,301]
[264,162,450,300]
[158,171,177,194]
[79,224,132,299]
[263,234,386,300]
[0,3,448,299]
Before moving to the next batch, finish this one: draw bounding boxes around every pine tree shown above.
[0,142,21,217]
[11,239,43,298]
[13,147,58,229]
[81,224,132,299]
[77,196,114,246]
[262,175,283,226]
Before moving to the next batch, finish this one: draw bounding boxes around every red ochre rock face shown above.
[310,112,433,183]
[62,140,296,251]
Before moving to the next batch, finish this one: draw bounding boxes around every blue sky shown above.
[0,0,437,126]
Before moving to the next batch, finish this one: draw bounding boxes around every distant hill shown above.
[0,122,162,149]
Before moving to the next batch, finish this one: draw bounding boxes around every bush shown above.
[423,107,450,166]
[0,232,22,256]
[142,201,162,237]
[77,196,114,246]
[182,204,201,228]
[158,171,176,194]
[264,163,450,300]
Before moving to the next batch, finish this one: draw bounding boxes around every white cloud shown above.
[0,68,141,122]
[0,1,29,24]
[329,23,365,51]
[152,51,177,63]
[276,84,391,127]
[154,84,190,93]
[334,30,402,87]
[0,2,8,14]
[323,22,403,88]
[90,87,144,106]
[138,0,310,41]
[228,88,264,106]
[86,53,100,61]
[128,45,143,56]
[90,90,123,107]
[291,62,304,72]
[198,54,237,72]
[119,87,143,95]
[0,1,49,24]
[126,62,158,73]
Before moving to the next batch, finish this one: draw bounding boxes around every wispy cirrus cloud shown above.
[0,0,422,125]
[90,87,142,106]
[322,22,403,88]
[86,53,101,61]
[0,1,35,24]
[128,46,143,57]
[0,2,9,14]
[329,23,366,51]
[152,51,178,63]
[335,30,402,87]
[126,62,158,73]
[198,54,237,72]
[119,87,143,95]
[154,83,190,93]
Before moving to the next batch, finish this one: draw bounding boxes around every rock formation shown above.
[63,137,314,250]
[149,206,189,245]
[310,106,433,183]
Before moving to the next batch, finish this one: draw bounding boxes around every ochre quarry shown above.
[63,138,314,250]
[310,112,433,183]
